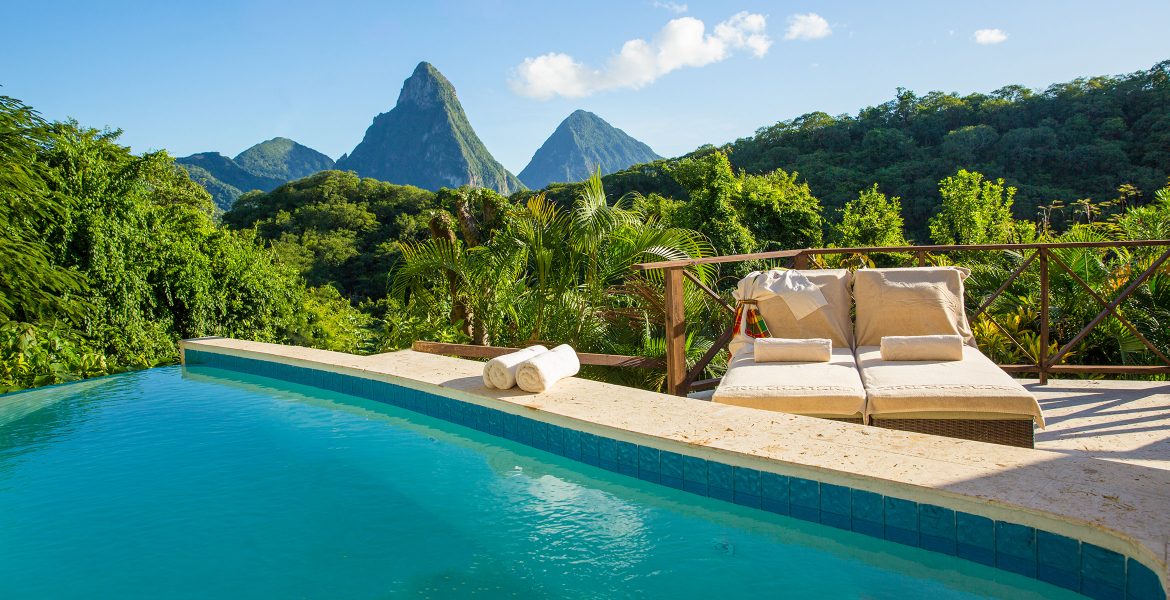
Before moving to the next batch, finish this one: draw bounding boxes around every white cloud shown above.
[784,13,832,41]
[510,12,772,99]
[973,28,1008,44]
[652,1,688,13]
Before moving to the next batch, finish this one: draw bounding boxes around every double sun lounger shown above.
[712,267,1044,448]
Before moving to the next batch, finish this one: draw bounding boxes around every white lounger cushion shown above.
[856,345,1045,426]
[756,269,855,350]
[853,267,975,347]
[713,346,867,418]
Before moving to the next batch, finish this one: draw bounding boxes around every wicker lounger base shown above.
[870,418,1034,448]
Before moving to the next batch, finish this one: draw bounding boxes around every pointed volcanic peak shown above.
[234,137,334,181]
[519,110,661,190]
[335,62,524,194]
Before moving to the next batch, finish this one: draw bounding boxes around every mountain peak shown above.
[519,111,661,189]
[397,61,456,109]
[335,62,524,194]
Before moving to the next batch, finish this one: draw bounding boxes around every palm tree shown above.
[392,170,716,389]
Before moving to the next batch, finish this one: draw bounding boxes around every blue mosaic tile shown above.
[660,451,684,480]
[919,504,956,556]
[707,462,733,502]
[1036,531,1080,592]
[789,477,819,522]
[682,456,707,495]
[820,484,851,530]
[516,418,535,446]
[563,429,581,460]
[501,413,518,440]
[708,484,734,502]
[707,462,733,489]
[458,401,475,426]
[760,472,789,515]
[733,467,761,507]
[486,410,503,436]
[1126,558,1163,600]
[616,441,639,477]
[661,475,685,490]
[956,512,996,566]
[733,467,761,496]
[996,522,1037,578]
[547,425,565,455]
[579,433,600,466]
[473,406,491,431]
[884,497,919,547]
[598,437,618,463]
[532,420,551,450]
[1082,543,1126,600]
[850,490,883,537]
[638,446,661,483]
[600,438,624,471]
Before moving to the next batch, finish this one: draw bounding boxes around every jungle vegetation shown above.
[3,59,1169,391]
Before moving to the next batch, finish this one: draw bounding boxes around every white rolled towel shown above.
[753,338,832,363]
[482,345,548,389]
[515,344,580,393]
[880,335,964,361]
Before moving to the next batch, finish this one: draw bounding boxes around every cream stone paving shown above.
[181,338,1170,593]
[1030,379,1170,470]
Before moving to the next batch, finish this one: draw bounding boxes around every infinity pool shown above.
[0,366,1083,599]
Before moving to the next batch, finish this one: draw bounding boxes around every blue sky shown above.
[5,1,1169,174]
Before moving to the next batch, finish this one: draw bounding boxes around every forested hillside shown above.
[550,60,1170,239]
[5,59,1170,393]
[0,97,368,392]
[177,138,334,209]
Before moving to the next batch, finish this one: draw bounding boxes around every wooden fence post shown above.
[1039,248,1049,385]
[663,268,687,396]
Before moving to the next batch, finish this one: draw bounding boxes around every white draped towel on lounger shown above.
[516,344,580,393]
[482,345,548,389]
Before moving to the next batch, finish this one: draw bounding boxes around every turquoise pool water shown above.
[0,366,1084,599]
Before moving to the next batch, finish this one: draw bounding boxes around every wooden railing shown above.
[632,241,1170,396]
[410,341,664,369]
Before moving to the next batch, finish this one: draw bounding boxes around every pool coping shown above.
[181,337,1170,598]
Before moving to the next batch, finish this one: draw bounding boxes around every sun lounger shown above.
[713,346,867,421]
[852,266,1043,447]
[715,269,865,420]
[855,345,1044,447]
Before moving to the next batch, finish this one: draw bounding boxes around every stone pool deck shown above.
[181,338,1170,595]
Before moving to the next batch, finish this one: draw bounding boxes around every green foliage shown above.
[929,169,1017,245]
[0,96,88,323]
[670,152,757,255]
[0,97,367,392]
[564,60,1170,240]
[223,170,438,298]
[389,170,715,390]
[833,185,909,247]
[737,169,824,250]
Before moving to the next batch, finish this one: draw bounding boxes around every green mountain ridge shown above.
[235,137,335,181]
[519,109,660,189]
[177,138,334,209]
[334,62,524,194]
[542,59,1170,239]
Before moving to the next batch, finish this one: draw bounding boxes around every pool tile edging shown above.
[181,345,1167,600]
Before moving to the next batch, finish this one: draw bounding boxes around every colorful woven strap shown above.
[733,301,771,338]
